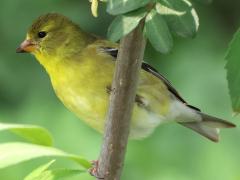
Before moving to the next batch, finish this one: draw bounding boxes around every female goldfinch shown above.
[17,13,235,142]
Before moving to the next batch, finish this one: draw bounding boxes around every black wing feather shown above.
[101,47,118,58]
[102,47,201,112]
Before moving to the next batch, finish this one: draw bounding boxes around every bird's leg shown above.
[106,85,114,95]
[135,94,146,108]
[107,85,148,109]
[88,160,104,179]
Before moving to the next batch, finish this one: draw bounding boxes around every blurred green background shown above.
[0,0,240,179]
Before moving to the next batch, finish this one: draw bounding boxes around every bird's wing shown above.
[101,46,201,112]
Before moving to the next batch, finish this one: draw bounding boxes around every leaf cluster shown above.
[0,123,91,180]
[107,0,202,53]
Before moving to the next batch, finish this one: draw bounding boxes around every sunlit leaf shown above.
[0,142,91,169]
[156,0,199,38]
[225,28,240,112]
[107,0,150,15]
[0,123,53,146]
[156,3,186,16]
[25,160,85,180]
[108,8,147,42]
[145,9,173,53]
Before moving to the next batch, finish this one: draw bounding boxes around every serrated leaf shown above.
[0,123,53,146]
[25,160,84,180]
[145,9,173,53]
[108,8,147,42]
[156,0,199,38]
[225,29,240,112]
[0,142,91,169]
[107,0,150,15]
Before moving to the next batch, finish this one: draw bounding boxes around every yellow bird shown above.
[17,13,235,142]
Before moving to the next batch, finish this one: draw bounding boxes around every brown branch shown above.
[96,20,146,180]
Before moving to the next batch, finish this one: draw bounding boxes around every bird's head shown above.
[17,13,92,63]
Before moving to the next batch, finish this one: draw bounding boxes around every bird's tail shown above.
[180,112,235,142]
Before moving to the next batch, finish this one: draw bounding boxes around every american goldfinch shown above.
[17,13,235,142]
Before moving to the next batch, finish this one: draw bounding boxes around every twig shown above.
[97,20,146,180]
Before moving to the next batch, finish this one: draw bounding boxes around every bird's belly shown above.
[55,85,108,132]
[57,88,170,139]
[53,79,172,139]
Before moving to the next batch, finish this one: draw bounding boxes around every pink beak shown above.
[16,39,36,53]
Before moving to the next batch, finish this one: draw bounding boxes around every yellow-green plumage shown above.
[17,13,235,141]
[38,37,170,138]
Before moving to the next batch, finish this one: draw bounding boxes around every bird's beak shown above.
[16,39,37,53]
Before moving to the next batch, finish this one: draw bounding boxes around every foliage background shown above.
[0,0,240,179]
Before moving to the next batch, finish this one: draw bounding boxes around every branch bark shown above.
[97,20,146,180]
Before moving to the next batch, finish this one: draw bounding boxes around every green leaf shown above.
[0,142,91,169]
[26,169,84,180]
[156,0,199,38]
[108,8,147,42]
[107,0,150,15]
[145,9,173,53]
[225,29,240,112]
[0,123,53,146]
[25,160,56,180]
[156,3,186,16]
[25,160,85,180]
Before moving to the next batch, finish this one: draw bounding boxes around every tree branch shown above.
[97,20,146,180]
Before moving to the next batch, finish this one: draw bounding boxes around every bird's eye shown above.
[38,31,47,38]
